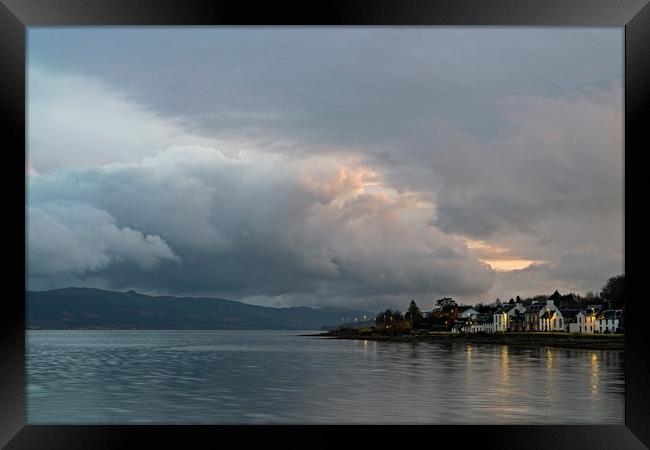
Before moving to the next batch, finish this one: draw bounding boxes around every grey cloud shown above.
[27,202,180,277]
[29,28,622,149]
[426,86,623,238]
[28,146,496,308]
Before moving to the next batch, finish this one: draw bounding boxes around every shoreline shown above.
[304,330,625,350]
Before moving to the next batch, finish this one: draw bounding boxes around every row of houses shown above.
[450,299,623,334]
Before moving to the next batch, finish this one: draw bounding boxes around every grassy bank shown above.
[307,330,625,350]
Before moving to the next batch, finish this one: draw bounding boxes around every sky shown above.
[26,27,624,311]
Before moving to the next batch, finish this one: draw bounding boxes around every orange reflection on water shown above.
[545,347,556,402]
[466,344,473,384]
[546,348,554,370]
[591,352,600,400]
[501,346,510,384]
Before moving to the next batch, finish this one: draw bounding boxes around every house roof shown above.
[539,310,560,319]
[579,305,603,316]
[560,309,580,319]
[597,309,623,320]
[525,302,547,313]
[495,304,516,314]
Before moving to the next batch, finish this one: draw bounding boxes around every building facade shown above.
[560,309,580,333]
[539,309,564,332]
[574,305,603,334]
[449,299,622,335]
[525,300,559,332]
[595,309,622,333]
[493,302,526,332]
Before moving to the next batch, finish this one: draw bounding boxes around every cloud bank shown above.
[29,146,496,309]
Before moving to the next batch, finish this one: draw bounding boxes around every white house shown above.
[595,309,623,333]
[573,305,603,334]
[457,306,479,320]
[539,308,564,332]
[493,302,527,332]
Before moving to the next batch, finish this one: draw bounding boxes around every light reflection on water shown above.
[591,352,600,400]
[26,330,624,424]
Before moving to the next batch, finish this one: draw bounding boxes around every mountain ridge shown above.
[26,287,372,330]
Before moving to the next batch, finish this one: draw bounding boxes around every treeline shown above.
[360,274,624,335]
[509,274,624,310]
[373,298,449,334]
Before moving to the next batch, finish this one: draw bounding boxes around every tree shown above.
[495,297,502,306]
[405,300,423,329]
[601,275,625,309]
[549,290,562,301]
[531,295,548,304]
[556,293,578,309]
[573,294,590,310]
[436,297,456,311]
[516,295,522,304]
[508,298,515,305]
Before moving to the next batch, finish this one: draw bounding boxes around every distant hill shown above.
[26,287,372,331]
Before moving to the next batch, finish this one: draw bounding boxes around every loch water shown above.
[27,330,625,424]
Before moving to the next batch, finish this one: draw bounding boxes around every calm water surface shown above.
[27,330,624,424]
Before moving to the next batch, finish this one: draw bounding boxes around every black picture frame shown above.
[1,0,648,448]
